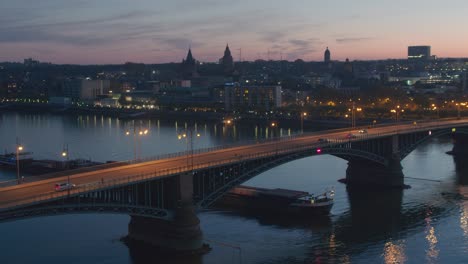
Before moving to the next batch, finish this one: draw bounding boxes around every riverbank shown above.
[0,102,394,129]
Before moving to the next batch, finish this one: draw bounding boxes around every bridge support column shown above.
[345,157,404,188]
[449,134,468,172]
[126,173,208,253]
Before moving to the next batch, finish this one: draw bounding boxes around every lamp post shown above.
[391,106,404,132]
[300,112,307,134]
[178,127,201,172]
[16,140,23,184]
[431,104,439,119]
[125,122,149,161]
[456,103,461,119]
[270,122,279,155]
[61,144,70,195]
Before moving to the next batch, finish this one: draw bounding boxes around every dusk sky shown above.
[1,0,467,64]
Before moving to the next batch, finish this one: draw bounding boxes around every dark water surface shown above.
[1,112,468,263]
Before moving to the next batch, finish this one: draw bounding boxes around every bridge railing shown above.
[1,131,390,211]
[17,117,468,183]
[3,118,468,211]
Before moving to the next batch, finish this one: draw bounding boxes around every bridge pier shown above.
[449,134,468,172]
[126,173,208,253]
[345,157,404,188]
[449,133,468,155]
[127,205,205,253]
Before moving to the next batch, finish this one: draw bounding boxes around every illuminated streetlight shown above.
[177,127,201,172]
[391,107,405,131]
[16,140,23,184]
[62,144,70,196]
[350,102,356,128]
[300,112,307,134]
[125,122,149,160]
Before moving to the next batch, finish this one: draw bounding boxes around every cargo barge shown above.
[219,185,334,215]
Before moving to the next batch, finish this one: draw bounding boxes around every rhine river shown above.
[1,112,468,264]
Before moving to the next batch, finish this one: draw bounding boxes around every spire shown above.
[224,44,231,57]
[220,43,234,75]
[186,48,194,63]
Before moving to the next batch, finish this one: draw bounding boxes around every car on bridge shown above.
[344,133,357,139]
[357,129,367,134]
[54,182,76,191]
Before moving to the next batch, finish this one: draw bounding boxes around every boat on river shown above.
[220,185,334,215]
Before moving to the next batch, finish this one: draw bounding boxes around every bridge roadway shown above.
[1,118,468,210]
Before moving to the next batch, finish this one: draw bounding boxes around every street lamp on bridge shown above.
[300,112,307,134]
[16,139,23,185]
[390,106,404,131]
[178,126,201,172]
[125,121,149,161]
[61,144,70,196]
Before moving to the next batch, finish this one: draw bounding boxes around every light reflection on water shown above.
[383,240,406,264]
[1,112,468,263]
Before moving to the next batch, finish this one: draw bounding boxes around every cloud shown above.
[0,10,159,46]
[336,37,373,44]
[289,39,309,47]
[152,37,204,51]
[260,31,286,42]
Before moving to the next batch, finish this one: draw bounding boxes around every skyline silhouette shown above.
[1,0,467,64]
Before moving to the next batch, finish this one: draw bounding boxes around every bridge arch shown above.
[400,127,468,160]
[195,146,386,208]
[0,203,171,223]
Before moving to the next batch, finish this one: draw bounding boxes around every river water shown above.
[0,112,467,264]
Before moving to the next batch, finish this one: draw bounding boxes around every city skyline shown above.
[1,0,467,64]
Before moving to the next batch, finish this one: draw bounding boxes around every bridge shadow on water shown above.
[304,187,454,263]
[212,208,333,231]
[123,238,204,264]
[120,185,463,264]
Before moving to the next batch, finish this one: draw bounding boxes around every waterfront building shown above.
[224,83,282,111]
[63,79,111,102]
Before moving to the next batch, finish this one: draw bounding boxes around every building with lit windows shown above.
[224,83,281,111]
[408,46,431,60]
[63,79,110,102]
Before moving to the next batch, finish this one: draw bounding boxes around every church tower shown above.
[181,48,198,79]
[220,44,234,75]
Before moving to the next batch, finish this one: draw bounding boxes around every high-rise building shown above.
[324,47,331,63]
[408,46,431,60]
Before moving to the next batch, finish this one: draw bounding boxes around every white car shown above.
[54,182,76,191]
[357,129,367,134]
